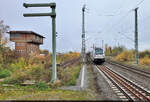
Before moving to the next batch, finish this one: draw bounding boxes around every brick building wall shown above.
[8,31,45,58]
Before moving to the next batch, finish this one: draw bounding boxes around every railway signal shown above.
[23,2,57,82]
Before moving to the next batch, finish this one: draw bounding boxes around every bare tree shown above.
[0,20,9,45]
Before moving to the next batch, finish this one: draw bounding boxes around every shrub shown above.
[66,66,81,85]
[9,57,27,71]
[139,50,150,58]
[2,51,81,86]
[139,57,150,66]
[58,67,73,85]
[0,54,3,64]
[28,54,52,69]
[105,46,112,56]
[111,46,126,56]
[0,69,11,78]
[58,65,81,86]
[115,50,134,62]
[58,51,80,64]
[50,80,62,88]
[3,68,29,84]
[26,64,51,82]
[4,62,51,84]
[35,81,49,90]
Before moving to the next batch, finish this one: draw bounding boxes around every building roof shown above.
[8,31,45,38]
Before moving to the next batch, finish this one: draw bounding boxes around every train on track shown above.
[90,47,105,64]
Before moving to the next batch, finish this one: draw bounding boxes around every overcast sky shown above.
[0,0,150,52]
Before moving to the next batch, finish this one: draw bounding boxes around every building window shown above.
[10,34,15,38]
[17,43,24,46]
[35,36,40,40]
[20,50,24,54]
[15,34,21,38]
[16,50,24,54]
[16,43,24,46]
[11,34,20,38]
[16,43,20,46]
[11,34,21,38]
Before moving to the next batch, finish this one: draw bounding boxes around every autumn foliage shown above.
[2,51,81,85]
[57,51,80,64]
[115,50,134,62]
[115,49,150,67]
[139,57,150,66]
[105,45,150,67]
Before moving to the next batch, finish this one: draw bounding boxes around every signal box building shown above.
[8,31,45,57]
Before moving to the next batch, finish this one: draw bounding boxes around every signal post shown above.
[23,2,57,82]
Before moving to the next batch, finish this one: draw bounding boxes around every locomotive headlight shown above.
[94,55,104,59]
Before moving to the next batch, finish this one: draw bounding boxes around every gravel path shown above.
[105,62,150,91]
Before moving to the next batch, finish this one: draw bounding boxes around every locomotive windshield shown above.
[95,48,103,55]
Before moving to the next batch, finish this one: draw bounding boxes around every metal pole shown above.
[102,40,104,50]
[134,8,138,64]
[23,3,56,8]
[51,5,57,82]
[23,13,55,17]
[82,5,86,64]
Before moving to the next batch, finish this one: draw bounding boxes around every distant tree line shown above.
[105,44,150,66]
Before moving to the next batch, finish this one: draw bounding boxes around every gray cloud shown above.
[0,0,149,52]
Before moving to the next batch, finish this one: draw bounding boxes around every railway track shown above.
[106,60,150,78]
[96,65,150,101]
[60,57,80,68]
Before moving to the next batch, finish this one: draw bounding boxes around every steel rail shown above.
[96,66,133,100]
[61,57,80,68]
[106,60,150,78]
[104,65,150,96]
[98,65,150,101]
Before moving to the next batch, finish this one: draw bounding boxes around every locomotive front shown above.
[93,47,105,64]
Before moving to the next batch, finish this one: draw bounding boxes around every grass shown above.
[0,69,11,78]
[0,57,95,100]
[0,71,92,100]
[0,62,93,100]
[0,87,94,100]
[64,65,81,86]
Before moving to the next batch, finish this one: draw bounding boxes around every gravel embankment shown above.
[105,62,150,91]
[90,64,120,100]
